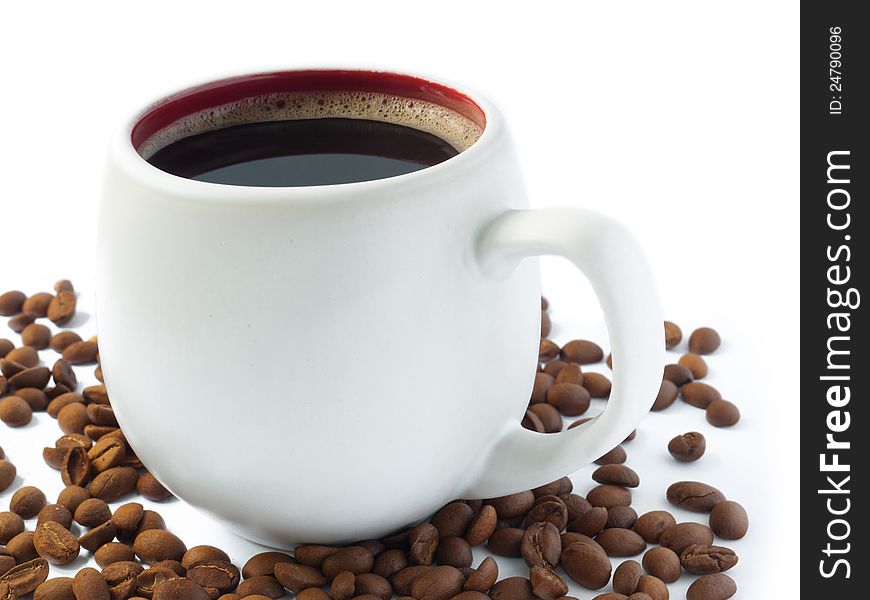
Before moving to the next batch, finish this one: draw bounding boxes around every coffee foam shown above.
[137,90,485,159]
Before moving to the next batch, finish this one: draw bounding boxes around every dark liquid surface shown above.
[146,118,459,187]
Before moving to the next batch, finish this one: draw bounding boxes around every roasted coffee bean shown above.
[522,410,545,432]
[34,577,76,600]
[605,506,637,530]
[664,321,682,349]
[486,491,536,519]
[522,499,568,530]
[136,566,180,597]
[546,383,590,416]
[72,566,110,600]
[541,311,551,338]
[409,565,464,600]
[688,327,721,355]
[22,323,52,349]
[137,472,173,501]
[242,551,294,579]
[612,560,642,595]
[6,531,38,563]
[11,485,47,518]
[634,575,668,600]
[678,353,708,379]
[0,338,13,358]
[592,465,639,488]
[95,542,137,567]
[46,384,73,399]
[16,387,48,411]
[531,373,555,404]
[464,504,497,546]
[528,403,563,433]
[435,537,472,568]
[6,345,38,367]
[75,498,112,528]
[594,445,626,465]
[181,545,231,569]
[152,559,185,576]
[529,565,568,600]
[22,293,53,317]
[561,340,604,364]
[0,460,16,492]
[0,512,24,545]
[408,523,439,565]
[561,542,611,590]
[33,521,80,565]
[686,573,736,600]
[54,280,74,293]
[632,511,677,544]
[135,510,166,537]
[642,547,680,582]
[85,424,118,440]
[79,520,118,552]
[662,364,693,386]
[488,576,536,600]
[559,493,592,522]
[47,292,77,326]
[354,572,392,600]
[706,399,740,427]
[583,373,612,398]
[60,446,90,486]
[371,548,407,579]
[47,392,84,418]
[8,312,37,334]
[0,556,15,578]
[680,382,721,409]
[680,544,738,575]
[391,566,432,595]
[432,502,475,539]
[487,528,524,557]
[51,359,78,390]
[595,528,646,557]
[587,485,631,508]
[57,485,90,513]
[555,363,583,385]
[187,560,240,594]
[568,506,607,536]
[708,500,748,540]
[668,432,706,462]
[57,434,91,451]
[322,546,374,578]
[561,533,607,559]
[36,504,73,530]
[651,380,678,411]
[463,557,497,592]
[82,384,109,405]
[659,522,714,553]
[10,366,52,390]
[273,562,327,592]
[86,403,117,427]
[453,592,490,600]
[50,331,83,353]
[532,476,572,497]
[521,521,561,569]
[152,578,210,600]
[539,340,560,362]
[542,360,567,379]
[62,341,99,365]
[0,291,26,316]
[89,466,139,501]
[236,574,285,598]
[667,481,726,512]
[58,402,90,434]
[0,557,50,596]
[134,529,187,564]
[94,364,103,382]
[87,437,126,473]
[0,359,24,379]
[0,396,32,427]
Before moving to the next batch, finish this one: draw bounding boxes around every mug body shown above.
[97,70,541,546]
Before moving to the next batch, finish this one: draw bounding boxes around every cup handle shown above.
[464,207,665,498]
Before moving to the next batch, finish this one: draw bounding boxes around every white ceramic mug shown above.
[97,69,664,547]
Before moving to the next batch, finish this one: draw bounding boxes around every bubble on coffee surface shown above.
[138,90,484,160]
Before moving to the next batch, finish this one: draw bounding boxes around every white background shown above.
[1,1,799,597]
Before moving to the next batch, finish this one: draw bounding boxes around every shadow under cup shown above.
[131,70,488,187]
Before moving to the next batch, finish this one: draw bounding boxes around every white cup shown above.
[97,68,664,547]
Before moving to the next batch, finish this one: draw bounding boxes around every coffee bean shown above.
[58,402,90,434]
[686,573,736,600]
[409,565,464,600]
[706,399,740,427]
[134,530,187,564]
[632,511,676,544]
[8,312,37,334]
[583,373,611,398]
[57,485,90,513]
[46,384,73,399]
[558,493,592,522]
[135,510,166,537]
[366,548,405,580]
[487,491,536,519]
[354,572,392,600]
[273,561,326,593]
[391,566,432,595]
[298,588,332,600]
[522,409,545,432]
[74,498,111,528]
[47,392,84,418]
[668,432,706,462]
[561,542,611,590]
[592,465,639,488]
[488,576,536,600]
[34,577,76,600]
[435,537,472,568]
[641,546,680,583]
[587,485,631,508]
[60,447,90,486]
[322,546,374,578]
[462,504,496,546]
[453,592,490,600]
[560,340,604,364]
[522,499,568,530]
[86,437,125,474]
[0,338,13,358]
[407,522,439,565]
[153,578,210,600]
[79,520,118,552]
[12,367,53,393]
[688,327,721,355]
[666,481,726,512]
[432,502,474,539]
[94,542,137,568]
[86,425,119,441]
[35,505,72,531]
[568,506,607,536]
[544,382,590,416]
[237,575,286,598]
[708,500,748,540]
[137,472,173,501]
[49,360,77,391]
[22,293,53,317]
[6,346,38,367]
[680,382,721,409]
[50,331,83,353]
[531,373,554,404]
[0,291,26,316]
[664,321,682,349]
[239,552,293,580]
[90,466,139,501]
[520,521,561,569]
[187,560,240,594]
[15,387,47,411]
[72,566,109,600]
[0,460,16,492]
[561,532,607,558]
[525,404,561,434]
[0,512,24,545]
[662,364,693,386]
[529,565,568,600]
[62,340,99,365]
[605,506,637,530]
[11,485,47,518]
[22,323,52,349]
[659,522,714,553]
[0,396,32,427]
[6,531,37,563]
[33,521,80,565]
[464,556,497,592]
[634,575,668,600]
[487,528,524,557]
[0,557,50,596]
[82,384,109,404]
[0,556,15,579]
[678,353,708,379]
[152,559,185,576]
[542,360,567,379]
[86,403,117,426]
[595,528,646,556]
[680,544,738,575]
[179,544,230,569]
[612,559,642,595]
[136,566,180,597]
[555,363,583,385]
[539,340,560,362]
[594,445,626,465]
[47,292,77,326]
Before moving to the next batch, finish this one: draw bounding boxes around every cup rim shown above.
[111,67,503,203]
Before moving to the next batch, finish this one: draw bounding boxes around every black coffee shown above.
[146,118,458,187]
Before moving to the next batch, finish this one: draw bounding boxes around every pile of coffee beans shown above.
[2,284,747,599]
